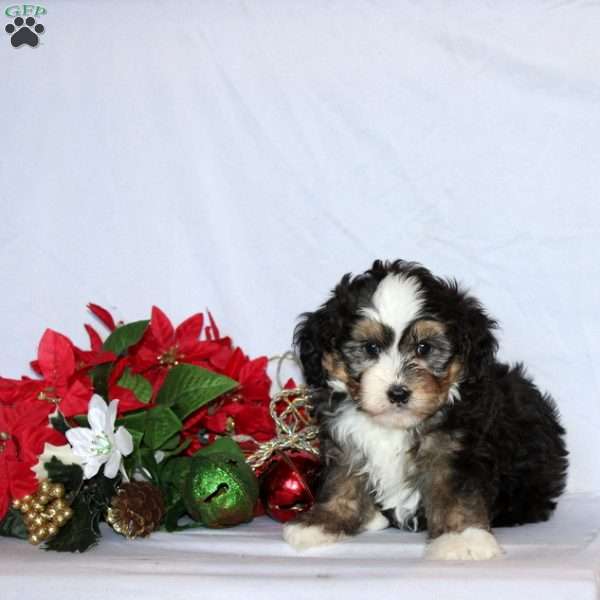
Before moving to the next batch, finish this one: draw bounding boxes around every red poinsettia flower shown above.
[18,329,113,418]
[0,401,65,519]
[129,306,225,374]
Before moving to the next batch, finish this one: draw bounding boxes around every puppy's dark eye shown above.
[364,342,381,358]
[415,341,431,357]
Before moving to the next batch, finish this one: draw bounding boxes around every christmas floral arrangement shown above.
[0,305,319,551]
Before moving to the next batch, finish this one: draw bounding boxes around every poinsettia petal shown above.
[150,306,174,347]
[0,377,25,405]
[180,341,224,362]
[29,360,43,376]
[205,311,220,340]
[75,349,116,369]
[84,324,104,352]
[175,313,204,345]
[114,426,133,456]
[87,303,116,331]
[8,460,38,500]
[109,386,147,415]
[59,378,94,418]
[37,329,76,386]
[107,357,129,387]
[208,343,236,373]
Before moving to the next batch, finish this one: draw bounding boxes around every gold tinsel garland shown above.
[246,385,319,471]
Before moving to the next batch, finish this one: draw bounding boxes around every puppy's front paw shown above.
[283,522,345,551]
[425,527,503,561]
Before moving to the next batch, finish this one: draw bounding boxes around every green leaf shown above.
[115,410,147,434]
[144,406,182,450]
[44,472,118,553]
[128,446,161,483]
[44,493,100,552]
[160,457,193,506]
[160,436,191,459]
[163,500,187,532]
[0,508,28,540]
[160,433,183,452]
[156,364,238,420]
[50,411,70,435]
[194,437,246,461]
[44,457,84,491]
[116,406,182,451]
[117,368,152,404]
[102,320,149,355]
[90,362,111,400]
[128,428,144,448]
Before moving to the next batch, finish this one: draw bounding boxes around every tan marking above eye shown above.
[352,318,387,343]
[411,319,446,340]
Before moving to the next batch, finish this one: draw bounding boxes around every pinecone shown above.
[106,481,165,539]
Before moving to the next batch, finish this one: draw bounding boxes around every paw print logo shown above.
[5,16,44,48]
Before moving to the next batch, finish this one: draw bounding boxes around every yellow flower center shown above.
[37,389,61,404]
[158,346,180,367]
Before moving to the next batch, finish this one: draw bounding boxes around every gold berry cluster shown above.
[12,480,74,545]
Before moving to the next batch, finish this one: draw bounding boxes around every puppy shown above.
[283,260,568,560]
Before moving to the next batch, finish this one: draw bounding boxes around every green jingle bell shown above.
[183,453,259,528]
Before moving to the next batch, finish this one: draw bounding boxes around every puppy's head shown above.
[295,260,497,429]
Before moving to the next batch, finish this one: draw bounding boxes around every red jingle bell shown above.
[259,452,320,522]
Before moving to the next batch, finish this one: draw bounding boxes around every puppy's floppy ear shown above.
[294,274,353,387]
[453,291,498,382]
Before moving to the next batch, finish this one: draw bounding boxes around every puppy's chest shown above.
[329,405,421,529]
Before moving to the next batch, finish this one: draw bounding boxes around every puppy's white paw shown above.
[283,522,344,551]
[425,527,503,561]
[363,511,390,532]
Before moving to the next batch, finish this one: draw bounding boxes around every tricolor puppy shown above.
[283,260,568,560]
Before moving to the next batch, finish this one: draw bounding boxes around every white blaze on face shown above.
[360,273,424,422]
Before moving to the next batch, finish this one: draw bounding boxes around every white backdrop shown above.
[1,0,599,501]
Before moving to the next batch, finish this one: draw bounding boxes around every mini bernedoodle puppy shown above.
[283,260,568,560]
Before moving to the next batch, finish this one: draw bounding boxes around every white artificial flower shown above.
[31,443,83,482]
[65,396,134,479]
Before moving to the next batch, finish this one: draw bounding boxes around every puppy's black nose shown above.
[387,385,411,405]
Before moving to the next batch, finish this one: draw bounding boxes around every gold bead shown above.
[62,507,73,520]
[21,495,33,503]
[32,515,45,528]
[23,512,37,524]
[19,503,31,514]
[40,480,51,494]
[28,534,40,545]
[47,524,58,537]
[50,484,65,499]
[12,499,22,510]
[32,501,45,513]
[43,508,56,519]
[53,513,67,526]
[37,494,51,505]
[36,526,49,540]
[52,499,67,511]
